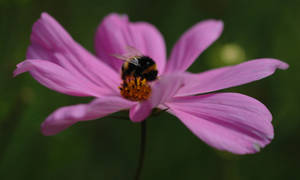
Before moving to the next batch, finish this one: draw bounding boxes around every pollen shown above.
[119,76,151,101]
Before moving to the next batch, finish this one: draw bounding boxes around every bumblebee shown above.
[114,46,158,81]
[121,56,158,81]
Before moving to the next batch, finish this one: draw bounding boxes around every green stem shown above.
[134,121,147,180]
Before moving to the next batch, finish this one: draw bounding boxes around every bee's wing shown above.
[111,54,129,61]
[125,46,143,57]
[111,46,143,61]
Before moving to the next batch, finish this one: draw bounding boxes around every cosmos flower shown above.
[14,12,288,154]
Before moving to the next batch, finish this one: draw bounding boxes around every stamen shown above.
[119,76,151,101]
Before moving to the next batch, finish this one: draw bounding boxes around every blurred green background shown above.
[0,0,299,179]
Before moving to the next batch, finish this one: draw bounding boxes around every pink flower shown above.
[14,12,288,154]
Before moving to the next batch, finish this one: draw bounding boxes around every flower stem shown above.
[134,120,147,180]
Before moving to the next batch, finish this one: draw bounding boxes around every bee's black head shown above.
[137,56,157,81]
[138,56,155,68]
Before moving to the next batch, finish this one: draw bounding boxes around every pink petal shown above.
[26,12,120,95]
[41,96,135,136]
[129,102,152,123]
[150,74,186,106]
[14,60,109,96]
[166,93,274,154]
[95,13,166,73]
[129,74,185,122]
[165,19,223,73]
[176,59,289,96]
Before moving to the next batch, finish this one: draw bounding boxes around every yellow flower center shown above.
[119,76,151,101]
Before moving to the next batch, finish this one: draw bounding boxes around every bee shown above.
[113,46,158,81]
